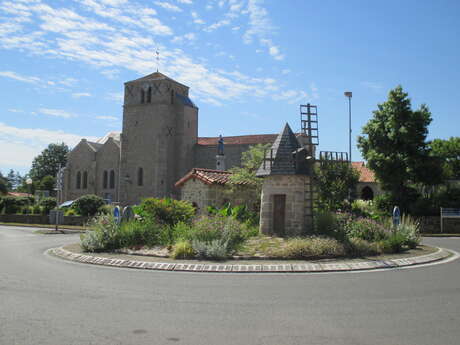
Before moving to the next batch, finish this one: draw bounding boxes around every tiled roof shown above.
[352,162,376,183]
[256,123,301,176]
[197,134,277,146]
[7,192,33,198]
[126,72,188,89]
[175,168,252,188]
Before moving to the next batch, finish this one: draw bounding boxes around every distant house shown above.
[352,162,381,200]
[175,168,255,214]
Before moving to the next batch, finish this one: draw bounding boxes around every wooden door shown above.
[273,194,286,236]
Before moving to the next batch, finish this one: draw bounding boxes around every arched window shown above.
[103,170,108,189]
[361,186,374,201]
[109,170,115,189]
[147,86,152,103]
[76,171,81,189]
[137,167,143,186]
[140,89,145,104]
[82,171,88,189]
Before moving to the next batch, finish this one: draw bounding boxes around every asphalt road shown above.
[0,225,459,345]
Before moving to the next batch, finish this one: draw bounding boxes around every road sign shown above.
[113,206,121,224]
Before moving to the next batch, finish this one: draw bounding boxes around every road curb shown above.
[48,246,455,273]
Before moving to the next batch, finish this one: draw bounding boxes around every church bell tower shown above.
[119,72,198,204]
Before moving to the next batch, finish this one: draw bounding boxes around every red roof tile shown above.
[175,168,254,188]
[352,162,376,183]
[197,134,277,146]
[7,192,33,198]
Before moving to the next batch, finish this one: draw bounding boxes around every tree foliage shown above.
[429,137,460,180]
[72,194,105,217]
[229,143,271,188]
[29,143,69,182]
[39,175,56,192]
[358,86,442,209]
[0,174,8,195]
[227,143,271,208]
[315,162,359,211]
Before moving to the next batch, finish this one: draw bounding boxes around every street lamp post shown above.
[344,91,352,162]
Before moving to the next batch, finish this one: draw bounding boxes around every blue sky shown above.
[1,0,459,175]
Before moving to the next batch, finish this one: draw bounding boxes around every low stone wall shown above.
[0,214,88,226]
[419,216,460,234]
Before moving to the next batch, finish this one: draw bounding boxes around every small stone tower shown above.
[119,72,198,204]
[256,123,314,237]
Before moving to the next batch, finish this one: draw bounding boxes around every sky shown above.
[1,0,459,176]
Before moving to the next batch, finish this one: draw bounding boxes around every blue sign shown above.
[392,206,401,227]
[113,206,121,224]
[122,206,135,222]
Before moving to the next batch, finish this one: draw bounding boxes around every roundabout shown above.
[1,225,460,345]
[50,243,456,274]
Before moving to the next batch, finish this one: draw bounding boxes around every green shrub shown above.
[397,214,421,249]
[347,238,381,256]
[32,205,41,214]
[313,211,350,241]
[346,217,389,242]
[171,240,195,259]
[80,213,119,252]
[135,198,195,226]
[160,221,192,245]
[98,204,114,215]
[64,208,78,216]
[73,194,105,217]
[191,239,229,260]
[118,220,161,248]
[380,232,406,253]
[39,197,57,215]
[208,203,259,227]
[280,237,346,259]
[2,196,29,214]
[187,215,245,252]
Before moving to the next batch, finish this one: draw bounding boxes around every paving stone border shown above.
[49,246,455,273]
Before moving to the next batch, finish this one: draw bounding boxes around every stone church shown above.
[62,71,379,208]
[62,72,278,205]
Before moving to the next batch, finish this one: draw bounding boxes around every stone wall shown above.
[419,216,460,234]
[0,214,88,226]
[180,179,256,215]
[194,144,254,171]
[259,175,312,237]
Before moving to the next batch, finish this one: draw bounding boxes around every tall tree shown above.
[315,162,359,211]
[0,172,8,195]
[429,137,460,180]
[358,86,441,208]
[29,143,69,183]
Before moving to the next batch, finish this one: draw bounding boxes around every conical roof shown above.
[256,123,301,176]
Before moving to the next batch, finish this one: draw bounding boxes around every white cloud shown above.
[361,81,383,91]
[204,19,230,32]
[281,68,290,75]
[106,92,124,103]
[242,0,284,61]
[0,70,40,84]
[171,32,196,44]
[8,108,25,113]
[0,122,96,169]
[72,92,92,98]
[38,108,77,118]
[177,0,193,4]
[154,1,182,12]
[95,115,118,120]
